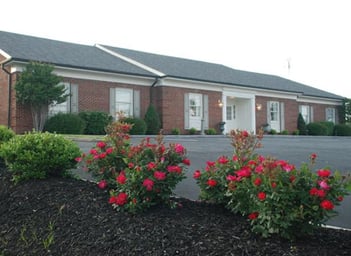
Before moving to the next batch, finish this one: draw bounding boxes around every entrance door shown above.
[269,101,280,132]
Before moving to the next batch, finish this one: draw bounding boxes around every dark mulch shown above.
[1,167,351,256]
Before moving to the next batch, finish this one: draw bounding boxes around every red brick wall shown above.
[255,96,339,134]
[154,86,222,134]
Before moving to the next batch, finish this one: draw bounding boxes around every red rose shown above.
[217,156,229,164]
[193,170,201,179]
[253,177,262,186]
[143,178,154,191]
[167,165,182,174]
[310,153,317,160]
[183,158,191,166]
[154,171,166,180]
[271,182,277,188]
[337,196,344,202]
[248,212,259,220]
[207,179,217,187]
[174,143,185,154]
[320,200,334,210]
[258,192,266,201]
[147,162,157,170]
[106,147,114,154]
[317,169,331,178]
[115,192,128,206]
[116,173,127,184]
[96,141,106,149]
[98,180,107,189]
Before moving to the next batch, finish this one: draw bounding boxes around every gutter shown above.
[1,58,12,129]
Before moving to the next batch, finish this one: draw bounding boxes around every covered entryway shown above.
[222,92,255,134]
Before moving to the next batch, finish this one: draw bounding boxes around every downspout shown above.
[150,77,160,104]
[1,60,12,129]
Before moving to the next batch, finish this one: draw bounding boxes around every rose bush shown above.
[78,121,190,213]
[194,129,351,240]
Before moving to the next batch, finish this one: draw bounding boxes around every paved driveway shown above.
[75,135,351,229]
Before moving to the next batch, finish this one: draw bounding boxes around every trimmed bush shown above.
[307,122,328,136]
[334,124,351,136]
[318,121,334,136]
[44,113,86,134]
[123,117,147,135]
[297,113,308,135]
[205,128,217,135]
[78,111,112,135]
[188,127,197,135]
[0,131,81,183]
[144,104,161,135]
[171,128,181,135]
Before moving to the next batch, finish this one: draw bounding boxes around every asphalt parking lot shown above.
[75,135,351,229]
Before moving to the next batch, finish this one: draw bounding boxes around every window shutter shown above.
[267,101,271,123]
[280,102,285,131]
[310,106,314,123]
[133,90,140,118]
[203,94,209,129]
[109,88,116,120]
[63,83,71,113]
[184,93,189,129]
[70,84,78,113]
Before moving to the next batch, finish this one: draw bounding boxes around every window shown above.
[226,105,236,120]
[115,89,133,117]
[299,105,312,124]
[270,102,279,121]
[189,93,202,117]
[326,108,336,123]
[48,82,78,117]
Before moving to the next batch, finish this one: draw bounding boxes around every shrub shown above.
[280,130,289,135]
[44,113,86,134]
[78,111,112,135]
[269,129,277,135]
[0,126,15,167]
[334,124,351,136]
[189,127,197,135]
[144,104,161,135]
[171,128,181,135]
[0,125,15,145]
[205,128,217,135]
[123,117,147,135]
[194,129,351,240]
[292,130,299,135]
[319,121,334,136]
[297,113,308,135]
[77,121,190,213]
[307,122,328,136]
[0,131,81,183]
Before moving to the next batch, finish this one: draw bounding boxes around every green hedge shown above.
[307,122,328,136]
[123,117,147,135]
[44,113,86,134]
[78,111,112,135]
[334,124,351,136]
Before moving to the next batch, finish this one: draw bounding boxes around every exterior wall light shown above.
[218,99,223,108]
[256,103,262,111]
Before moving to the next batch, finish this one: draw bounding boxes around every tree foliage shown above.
[144,104,161,135]
[15,62,67,131]
[340,98,351,124]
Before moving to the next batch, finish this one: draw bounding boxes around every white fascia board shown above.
[95,44,166,77]
[9,61,155,86]
[254,89,299,100]
[0,49,11,61]
[297,96,343,105]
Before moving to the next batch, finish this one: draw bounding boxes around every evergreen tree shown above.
[297,113,308,135]
[144,104,161,134]
[15,62,67,131]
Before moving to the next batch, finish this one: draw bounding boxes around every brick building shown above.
[0,31,344,134]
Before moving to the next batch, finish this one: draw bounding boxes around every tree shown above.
[297,113,308,135]
[339,98,351,124]
[144,104,161,134]
[15,62,68,131]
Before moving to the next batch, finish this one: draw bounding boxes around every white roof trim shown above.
[95,44,166,77]
[0,49,11,62]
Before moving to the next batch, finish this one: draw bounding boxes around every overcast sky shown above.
[2,0,350,98]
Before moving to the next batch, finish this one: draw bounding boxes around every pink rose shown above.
[207,179,217,187]
[193,170,201,179]
[98,180,107,189]
[143,178,154,191]
[154,171,166,180]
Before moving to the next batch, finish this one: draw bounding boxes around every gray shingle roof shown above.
[102,45,343,100]
[0,31,155,77]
